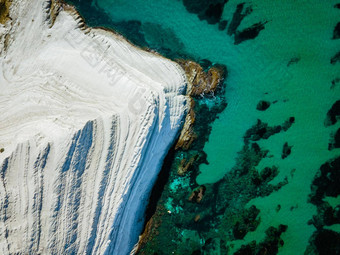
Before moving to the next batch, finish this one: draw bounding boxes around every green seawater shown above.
[65,0,340,254]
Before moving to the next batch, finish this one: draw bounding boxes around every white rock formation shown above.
[0,0,188,254]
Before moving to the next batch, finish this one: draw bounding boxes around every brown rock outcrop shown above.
[175,60,225,150]
[175,98,196,150]
[0,0,11,24]
[188,185,206,203]
[177,59,225,96]
[177,153,198,176]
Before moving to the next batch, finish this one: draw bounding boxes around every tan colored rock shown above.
[188,185,206,203]
[177,59,225,96]
[175,98,197,150]
[0,0,11,24]
[177,153,198,176]
[48,0,62,27]
[175,60,225,150]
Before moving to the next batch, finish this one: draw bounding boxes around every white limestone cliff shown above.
[0,0,188,254]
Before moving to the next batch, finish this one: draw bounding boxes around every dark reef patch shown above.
[244,118,295,142]
[281,142,292,159]
[204,2,225,24]
[224,2,267,45]
[333,22,340,39]
[306,156,340,254]
[138,118,288,254]
[325,100,340,126]
[305,229,340,255]
[182,0,228,25]
[256,100,271,111]
[218,19,228,31]
[234,225,288,255]
[227,3,252,36]
[287,57,300,66]
[234,22,266,45]
[331,51,340,65]
[309,156,340,205]
[328,128,340,150]
[331,78,340,89]
[228,205,260,240]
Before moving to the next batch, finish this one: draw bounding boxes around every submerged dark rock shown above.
[244,118,294,142]
[234,22,266,45]
[204,2,225,24]
[234,225,288,255]
[325,100,340,126]
[306,156,340,254]
[218,19,228,31]
[331,51,340,65]
[182,0,227,24]
[231,206,260,240]
[333,22,340,39]
[334,128,340,148]
[331,78,340,89]
[309,156,340,205]
[256,100,271,111]
[305,229,340,255]
[328,128,340,150]
[227,3,252,36]
[282,142,292,159]
[287,57,300,66]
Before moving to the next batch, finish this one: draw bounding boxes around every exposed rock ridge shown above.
[175,60,226,150]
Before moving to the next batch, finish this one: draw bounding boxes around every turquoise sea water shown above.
[66,0,340,254]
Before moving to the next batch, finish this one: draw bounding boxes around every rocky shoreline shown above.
[135,60,228,254]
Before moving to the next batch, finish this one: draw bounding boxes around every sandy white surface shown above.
[0,1,187,254]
